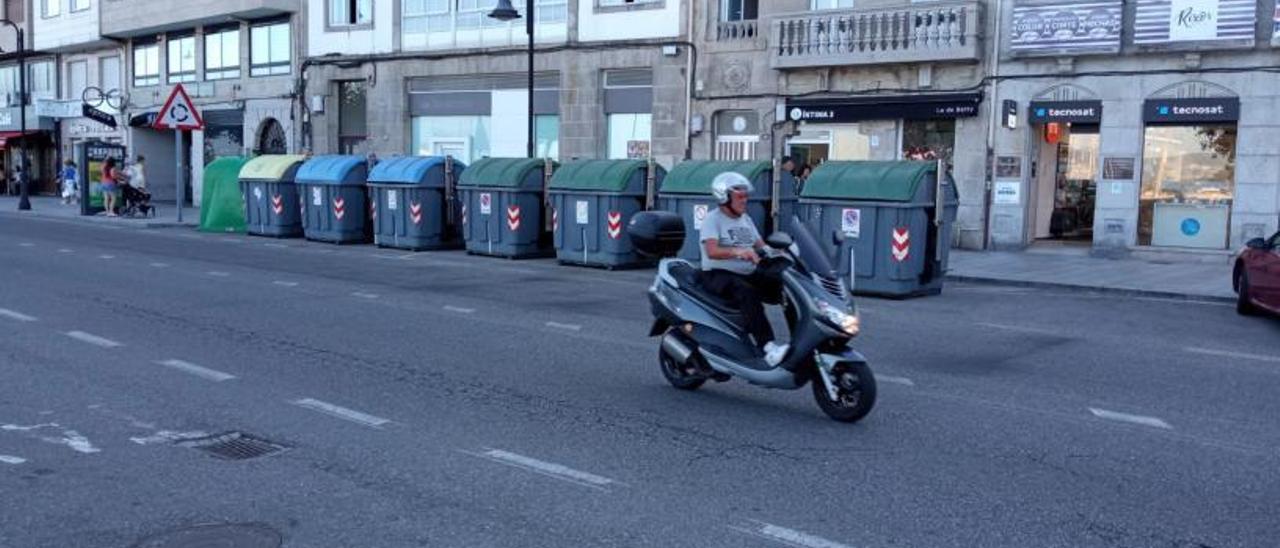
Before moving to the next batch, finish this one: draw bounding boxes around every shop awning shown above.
[0,130,42,148]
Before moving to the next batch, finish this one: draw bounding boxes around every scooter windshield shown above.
[785,215,837,279]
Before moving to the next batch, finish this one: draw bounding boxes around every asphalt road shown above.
[1,213,1278,548]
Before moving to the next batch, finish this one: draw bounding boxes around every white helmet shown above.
[710,172,753,205]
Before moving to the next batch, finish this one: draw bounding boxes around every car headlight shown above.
[815,300,860,337]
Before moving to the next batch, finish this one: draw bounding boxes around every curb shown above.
[946,274,1236,305]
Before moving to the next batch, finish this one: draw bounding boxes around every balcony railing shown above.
[772,1,982,69]
[716,20,760,42]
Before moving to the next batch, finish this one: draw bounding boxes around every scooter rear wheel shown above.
[812,362,876,423]
[659,347,706,391]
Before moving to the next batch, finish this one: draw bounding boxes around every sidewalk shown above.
[947,247,1236,303]
[0,195,200,229]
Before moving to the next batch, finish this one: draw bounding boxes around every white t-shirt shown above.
[699,207,760,275]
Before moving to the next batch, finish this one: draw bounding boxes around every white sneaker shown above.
[763,342,789,366]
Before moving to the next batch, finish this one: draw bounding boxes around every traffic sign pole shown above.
[175,130,183,223]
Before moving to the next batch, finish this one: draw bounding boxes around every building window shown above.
[402,0,566,49]
[0,66,17,107]
[27,60,54,100]
[41,0,59,17]
[100,56,121,93]
[607,113,652,159]
[66,60,87,101]
[1139,125,1237,249]
[603,69,653,159]
[902,119,955,164]
[598,0,661,8]
[250,21,291,77]
[71,0,89,12]
[721,0,757,21]
[535,115,559,159]
[810,0,853,9]
[204,27,241,80]
[133,41,160,87]
[338,80,368,154]
[167,34,197,83]
[330,0,372,27]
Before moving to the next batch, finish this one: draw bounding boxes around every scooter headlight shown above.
[815,300,860,337]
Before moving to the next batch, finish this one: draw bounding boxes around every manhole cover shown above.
[177,432,288,461]
[132,522,281,548]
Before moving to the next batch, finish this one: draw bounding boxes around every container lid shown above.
[800,161,935,202]
[239,155,306,180]
[660,160,771,195]
[205,156,249,185]
[548,160,650,192]
[457,157,548,189]
[367,156,462,186]
[296,155,367,185]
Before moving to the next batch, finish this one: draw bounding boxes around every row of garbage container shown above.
[198,155,957,297]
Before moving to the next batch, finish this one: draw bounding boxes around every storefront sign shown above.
[994,181,1022,205]
[81,104,118,129]
[34,99,81,119]
[1143,97,1240,122]
[626,140,650,159]
[1028,101,1103,124]
[1009,0,1123,55]
[995,156,1022,179]
[1135,0,1256,46]
[1273,4,1280,46]
[1102,157,1136,180]
[0,111,11,127]
[786,93,983,124]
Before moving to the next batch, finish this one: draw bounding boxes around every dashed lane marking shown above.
[728,520,854,548]
[545,321,582,331]
[156,359,236,382]
[66,331,122,348]
[1089,407,1172,430]
[1184,347,1280,364]
[466,448,620,491]
[875,374,915,387]
[272,281,299,287]
[290,398,390,428]
[443,305,475,314]
[0,308,37,322]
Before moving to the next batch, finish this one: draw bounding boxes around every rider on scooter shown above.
[700,172,789,366]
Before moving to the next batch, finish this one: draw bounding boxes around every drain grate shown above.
[177,432,288,460]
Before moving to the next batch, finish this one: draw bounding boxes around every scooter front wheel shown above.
[813,361,876,423]
[659,347,707,391]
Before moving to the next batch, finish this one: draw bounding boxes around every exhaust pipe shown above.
[660,333,694,365]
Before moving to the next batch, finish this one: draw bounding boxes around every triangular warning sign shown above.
[153,83,204,131]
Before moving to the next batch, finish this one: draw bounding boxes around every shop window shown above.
[338,80,368,154]
[1139,125,1237,249]
[133,41,160,87]
[715,110,759,160]
[901,119,955,164]
[607,113,652,159]
[412,115,492,164]
[167,34,197,83]
[204,27,241,81]
[250,21,291,77]
[535,115,559,159]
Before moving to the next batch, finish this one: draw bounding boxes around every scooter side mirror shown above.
[832,230,845,245]
[766,232,794,249]
[1245,237,1269,250]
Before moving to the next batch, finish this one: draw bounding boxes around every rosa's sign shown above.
[1169,0,1218,41]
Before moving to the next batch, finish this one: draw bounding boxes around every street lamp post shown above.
[489,0,535,158]
[0,20,28,210]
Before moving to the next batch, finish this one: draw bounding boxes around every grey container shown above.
[239,155,307,238]
[548,160,665,269]
[457,158,557,259]
[798,161,959,298]
[297,155,371,244]
[367,156,465,251]
[657,160,797,262]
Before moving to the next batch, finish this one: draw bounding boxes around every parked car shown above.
[1234,231,1280,316]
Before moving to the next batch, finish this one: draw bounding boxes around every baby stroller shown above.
[119,183,154,218]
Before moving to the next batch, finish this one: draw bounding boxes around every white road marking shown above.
[98,254,115,260]
[206,271,230,277]
[545,321,582,331]
[728,521,854,548]
[978,322,1060,336]
[1184,347,1280,364]
[352,292,379,299]
[157,359,236,382]
[0,308,37,322]
[291,398,390,428]
[443,305,475,314]
[130,430,208,446]
[18,242,34,247]
[875,374,915,387]
[58,248,73,253]
[272,281,299,287]
[149,262,170,268]
[1,423,100,454]
[263,243,288,249]
[469,449,618,490]
[1089,408,1172,430]
[0,455,25,465]
[66,331,122,348]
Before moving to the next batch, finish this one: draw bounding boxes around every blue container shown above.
[297,155,370,244]
[549,160,665,269]
[239,155,307,238]
[367,156,466,251]
[457,158,556,259]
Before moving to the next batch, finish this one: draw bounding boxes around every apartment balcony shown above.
[771,1,983,69]
[101,0,297,37]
